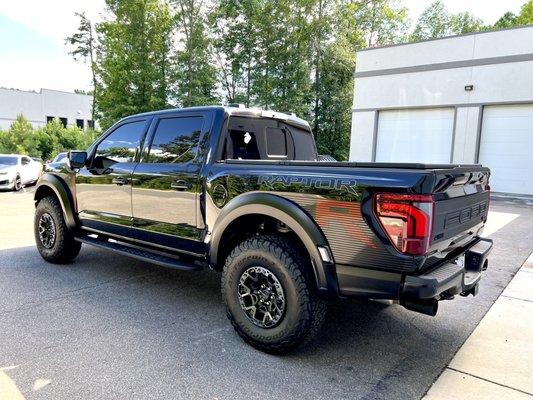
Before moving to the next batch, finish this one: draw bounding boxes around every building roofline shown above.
[357,24,533,54]
[40,88,92,97]
[0,87,92,97]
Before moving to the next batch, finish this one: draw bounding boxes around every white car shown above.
[0,154,43,191]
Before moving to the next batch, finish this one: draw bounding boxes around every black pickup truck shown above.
[33,105,493,353]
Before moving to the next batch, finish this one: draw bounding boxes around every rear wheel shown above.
[222,235,327,354]
[34,196,81,263]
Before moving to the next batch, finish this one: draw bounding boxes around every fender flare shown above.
[210,192,339,296]
[34,174,77,230]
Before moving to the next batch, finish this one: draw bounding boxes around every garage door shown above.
[479,105,533,195]
[375,108,454,163]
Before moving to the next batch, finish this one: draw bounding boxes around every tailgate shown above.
[430,167,490,254]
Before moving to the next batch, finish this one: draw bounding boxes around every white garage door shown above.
[479,105,533,195]
[376,108,454,163]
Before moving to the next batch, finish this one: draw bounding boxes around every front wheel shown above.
[13,174,22,191]
[34,196,81,263]
[222,235,327,354]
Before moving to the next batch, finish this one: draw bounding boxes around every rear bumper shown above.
[401,238,493,302]
[335,237,493,315]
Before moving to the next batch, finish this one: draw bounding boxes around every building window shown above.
[76,119,84,129]
[46,116,54,123]
[59,117,67,127]
[87,120,94,129]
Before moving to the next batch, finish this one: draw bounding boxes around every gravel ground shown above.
[0,191,532,400]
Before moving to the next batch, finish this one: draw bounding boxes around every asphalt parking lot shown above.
[1,188,532,400]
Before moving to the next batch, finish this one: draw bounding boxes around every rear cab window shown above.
[224,116,317,161]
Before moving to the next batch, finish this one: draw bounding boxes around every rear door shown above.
[131,111,210,255]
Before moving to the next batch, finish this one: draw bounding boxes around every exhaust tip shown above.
[403,299,438,317]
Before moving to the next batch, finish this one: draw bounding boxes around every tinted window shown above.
[147,117,202,163]
[266,128,287,156]
[21,157,31,165]
[288,126,317,160]
[230,130,260,159]
[95,121,146,164]
[225,116,317,161]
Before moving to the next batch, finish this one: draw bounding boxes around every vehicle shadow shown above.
[0,244,488,400]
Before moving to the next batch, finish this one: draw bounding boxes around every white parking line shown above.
[0,366,25,400]
[482,211,520,237]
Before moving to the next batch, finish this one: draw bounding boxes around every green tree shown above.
[411,0,485,40]
[0,115,99,160]
[310,0,329,134]
[64,0,418,159]
[96,0,175,129]
[210,0,260,105]
[0,115,38,155]
[411,0,452,40]
[174,0,218,107]
[451,11,485,34]
[494,11,518,29]
[352,0,409,47]
[493,1,533,29]
[251,0,315,117]
[517,0,533,25]
[65,12,98,123]
[312,0,406,160]
[313,1,365,160]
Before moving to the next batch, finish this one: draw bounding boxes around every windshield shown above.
[0,156,18,166]
[53,153,68,163]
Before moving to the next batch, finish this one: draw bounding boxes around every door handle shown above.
[171,180,192,190]
[112,177,126,185]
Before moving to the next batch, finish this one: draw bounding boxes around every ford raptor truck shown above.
[33,105,493,353]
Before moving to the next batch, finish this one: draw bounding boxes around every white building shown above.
[0,88,93,130]
[350,25,533,195]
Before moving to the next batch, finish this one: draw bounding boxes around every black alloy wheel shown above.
[238,266,286,328]
[38,212,57,249]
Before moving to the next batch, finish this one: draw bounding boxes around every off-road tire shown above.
[35,196,81,264]
[222,235,327,354]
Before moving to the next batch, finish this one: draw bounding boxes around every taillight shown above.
[374,193,434,256]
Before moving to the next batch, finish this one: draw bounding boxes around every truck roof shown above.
[127,105,311,131]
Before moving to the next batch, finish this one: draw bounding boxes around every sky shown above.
[0,0,527,93]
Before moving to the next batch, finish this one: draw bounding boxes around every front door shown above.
[131,113,206,255]
[76,118,149,235]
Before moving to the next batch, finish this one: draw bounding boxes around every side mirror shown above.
[68,151,87,169]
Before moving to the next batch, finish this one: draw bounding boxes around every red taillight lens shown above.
[374,193,434,256]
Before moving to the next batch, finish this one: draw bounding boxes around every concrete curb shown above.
[423,253,533,399]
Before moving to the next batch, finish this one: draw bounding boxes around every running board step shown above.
[75,235,203,271]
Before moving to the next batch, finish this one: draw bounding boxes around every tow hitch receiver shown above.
[460,283,479,297]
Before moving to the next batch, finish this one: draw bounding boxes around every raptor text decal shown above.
[258,175,359,195]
